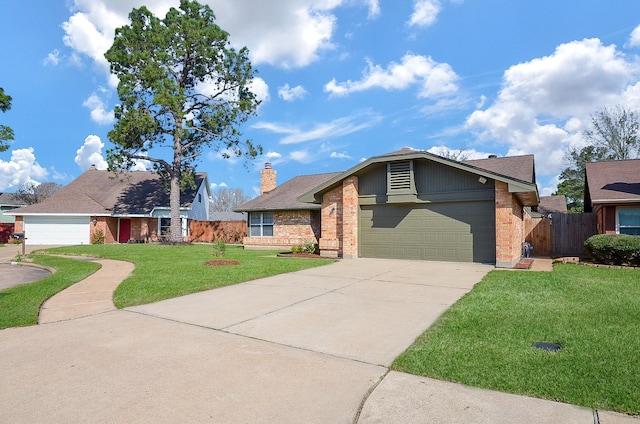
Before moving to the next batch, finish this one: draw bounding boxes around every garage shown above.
[23,216,90,245]
[359,201,496,263]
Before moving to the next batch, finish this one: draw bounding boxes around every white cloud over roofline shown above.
[0,148,48,191]
[324,54,459,98]
[466,37,640,177]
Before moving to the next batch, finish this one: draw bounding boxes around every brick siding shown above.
[319,177,359,258]
[495,181,525,268]
[243,210,320,249]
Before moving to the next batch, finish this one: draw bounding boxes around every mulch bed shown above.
[205,259,240,266]
[513,258,534,269]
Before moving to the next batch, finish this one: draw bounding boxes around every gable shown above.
[585,159,640,206]
[299,149,538,206]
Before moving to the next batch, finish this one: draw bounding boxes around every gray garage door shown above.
[359,202,495,263]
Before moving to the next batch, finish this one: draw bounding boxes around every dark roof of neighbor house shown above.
[537,195,568,215]
[585,159,640,205]
[10,168,206,216]
[0,192,27,207]
[236,172,342,212]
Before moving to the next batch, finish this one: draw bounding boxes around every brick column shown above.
[342,176,358,258]
[319,186,342,257]
[495,181,524,268]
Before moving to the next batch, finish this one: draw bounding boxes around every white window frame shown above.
[249,212,274,237]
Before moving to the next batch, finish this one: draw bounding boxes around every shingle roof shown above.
[0,192,26,207]
[585,159,640,204]
[11,169,205,216]
[463,155,535,184]
[537,195,568,215]
[236,172,342,212]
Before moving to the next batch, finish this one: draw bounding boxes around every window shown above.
[198,193,202,203]
[160,218,171,236]
[249,212,274,237]
[618,207,640,235]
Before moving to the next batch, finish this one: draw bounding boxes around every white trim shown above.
[616,205,640,235]
[8,212,110,217]
[592,199,640,204]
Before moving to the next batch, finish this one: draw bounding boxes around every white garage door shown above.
[24,216,90,245]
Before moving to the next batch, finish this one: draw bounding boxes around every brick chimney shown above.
[260,162,277,194]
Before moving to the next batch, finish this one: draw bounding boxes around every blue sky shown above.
[1,1,640,199]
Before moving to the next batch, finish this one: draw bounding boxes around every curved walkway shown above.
[38,258,134,324]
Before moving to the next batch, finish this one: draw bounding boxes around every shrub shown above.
[302,239,319,254]
[291,245,303,254]
[584,234,640,266]
[212,240,226,258]
[90,229,106,245]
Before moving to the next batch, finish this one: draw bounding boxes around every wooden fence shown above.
[189,219,246,243]
[551,213,597,257]
[525,216,551,257]
[525,213,597,258]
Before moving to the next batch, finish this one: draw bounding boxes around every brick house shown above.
[9,167,212,245]
[585,159,640,235]
[237,148,540,268]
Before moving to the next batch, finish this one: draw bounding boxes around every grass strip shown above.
[0,256,100,329]
[392,264,640,414]
[47,244,334,308]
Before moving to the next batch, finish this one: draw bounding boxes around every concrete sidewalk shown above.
[39,258,134,324]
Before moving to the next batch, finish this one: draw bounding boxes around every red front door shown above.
[119,219,131,243]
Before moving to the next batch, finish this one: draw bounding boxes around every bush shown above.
[212,240,226,258]
[90,229,105,245]
[584,234,640,266]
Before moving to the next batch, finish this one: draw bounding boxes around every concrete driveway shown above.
[0,258,606,423]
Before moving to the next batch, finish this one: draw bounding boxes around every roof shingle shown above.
[12,169,205,216]
[586,159,640,203]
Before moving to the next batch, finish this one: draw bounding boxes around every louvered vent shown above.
[388,161,413,191]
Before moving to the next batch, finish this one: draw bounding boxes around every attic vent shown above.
[388,160,415,193]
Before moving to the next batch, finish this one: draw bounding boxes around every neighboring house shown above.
[0,192,27,243]
[0,192,26,224]
[585,159,640,235]
[9,167,212,245]
[535,195,568,217]
[237,148,540,268]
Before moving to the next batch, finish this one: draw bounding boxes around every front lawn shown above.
[393,264,640,415]
[47,244,334,308]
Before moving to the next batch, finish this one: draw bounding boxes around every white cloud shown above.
[466,38,640,177]
[330,151,351,159]
[249,77,270,104]
[289,150,312,163]
[254,113,381,144]
[0,148,49,191]
[210,182,228,191]
[629,24,640,48]
[63,0,377,73]
[44,49,61,66]
[278,84,307,101]
[408,0,441,27]
[83,93,115,125]
[325,54,459,98]
[75,135,109,171]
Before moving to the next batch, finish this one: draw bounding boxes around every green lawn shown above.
[393,264,640,415]
[0,256,101,329]
[47,244,334,308]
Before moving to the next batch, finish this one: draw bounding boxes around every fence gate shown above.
[551,213,597,257]
[525,217,551,257]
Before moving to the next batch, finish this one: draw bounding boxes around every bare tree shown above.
[210,188,251,212]
[431,146,471,161]
[14,182,62,205]
[585,105,640,160]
